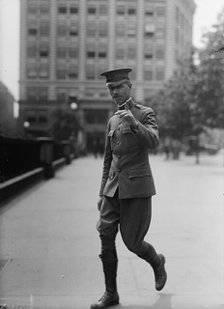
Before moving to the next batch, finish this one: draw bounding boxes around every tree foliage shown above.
[196,8,224,128]
[146,8,224,142]
[146,58,198,140]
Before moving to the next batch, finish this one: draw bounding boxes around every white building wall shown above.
[20,0,196,103]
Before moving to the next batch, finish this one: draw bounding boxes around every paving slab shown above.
[0,153,224,308]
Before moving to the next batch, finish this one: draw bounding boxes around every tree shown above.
[146,53,204,162]
[196,8,224,129]
[146,56,198,141]
[145,8,224,163]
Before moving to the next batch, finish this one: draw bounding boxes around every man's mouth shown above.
[113,96,122,102]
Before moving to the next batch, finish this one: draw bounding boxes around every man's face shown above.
[108,82,131,106]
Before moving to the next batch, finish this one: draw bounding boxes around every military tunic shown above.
[97,98,160,260]
[99,99,159,199]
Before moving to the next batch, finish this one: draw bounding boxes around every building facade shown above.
[19,0,196,146]
[0,82,17,137]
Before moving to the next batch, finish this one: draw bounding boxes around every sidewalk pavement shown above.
[0,152,224,309]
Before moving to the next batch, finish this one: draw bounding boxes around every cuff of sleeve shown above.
[130,122,139,133]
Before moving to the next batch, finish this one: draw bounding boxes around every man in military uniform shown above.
[91,68,167,309]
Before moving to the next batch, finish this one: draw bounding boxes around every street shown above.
[0,152,224,309]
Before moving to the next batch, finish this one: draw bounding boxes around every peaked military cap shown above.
[100,68,132,87]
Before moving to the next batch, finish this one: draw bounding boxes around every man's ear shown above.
[126,80,132,88]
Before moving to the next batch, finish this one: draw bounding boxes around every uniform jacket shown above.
[99,99,159,199]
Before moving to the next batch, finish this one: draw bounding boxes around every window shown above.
[128,8,136,15]
[39,47,49,58]
[145,32,154,38]
[38,115,47,123]
[145,53,153,59]
[27,64,37,78]
[156,25,165,38]
[28,3,37,14]
[27,87,48,100]
[87,51,95,58]
[70,6,78,14]
[57,46,67,58]
[116,23,125,36]
[27,114,36,124]
[27,45,37,58]
[58,5,67,14]
[70,24,78,36]
[156,47,164,59]
[116,48,125,59]
[27,87,37,100]
[57,24,67,36]
[56,66,67,79]
[127,24,136,37]
[69,65,78,79]
[157,6,165,17]
[127,46,136,59]
[117,5,125,15]
[98,51,107,58]
[144,69,153,80]
[145,9,153,16]
[145,46,153,59]
[69,46,78,58]
[39,64,49,78]
[99,22,107,36]
[86,65,95,79]
[28,28,37,36]
[40,22,49,36]
[57,88,67,101]
[87,42,96,58]
[40,3,50,14]
[144,24,155,38]
[127,28,136,36]
[87,22,96,36]
[155,68,164,80]
[98,42,107,58]
[88,7,96,14]
[39,88,48,100]
[99,4,107,15]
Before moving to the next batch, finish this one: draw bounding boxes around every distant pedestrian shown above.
[164,138,171,160]
[91,68,167,309]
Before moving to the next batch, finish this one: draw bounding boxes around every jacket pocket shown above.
[121,126,137,151]
[128,168,151,179]
[122,126,133,134]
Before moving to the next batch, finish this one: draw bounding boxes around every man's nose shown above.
[113,87,119,95]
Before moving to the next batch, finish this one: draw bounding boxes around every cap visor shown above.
[106,79,127,87]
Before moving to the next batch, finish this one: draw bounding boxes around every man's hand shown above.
[114,109,138,127]
[97,196,103,211]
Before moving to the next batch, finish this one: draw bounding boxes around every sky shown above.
[0,0,224,101]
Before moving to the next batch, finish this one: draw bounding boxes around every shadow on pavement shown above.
[117,293,173,309]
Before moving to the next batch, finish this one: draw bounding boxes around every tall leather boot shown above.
[90,255,119,309]
[138,243,167,291]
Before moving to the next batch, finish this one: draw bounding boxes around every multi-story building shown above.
[0,82,18,137]
[19,0,196,148]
